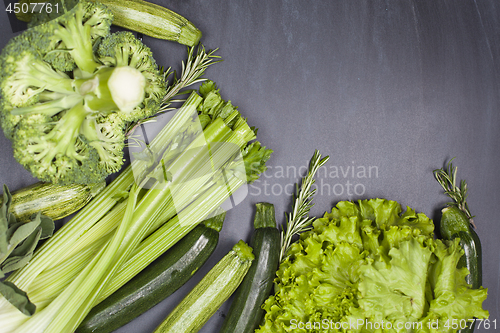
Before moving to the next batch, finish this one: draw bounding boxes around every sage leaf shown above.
[0,281,36,316]
[0,185,55,315]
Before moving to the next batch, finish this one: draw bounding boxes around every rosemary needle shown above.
[279,150,329,262]
[433,158,475,228]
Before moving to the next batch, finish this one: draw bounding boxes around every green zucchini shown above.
[16,0,202,46]
[90,0,202,46]
[440,206,482,288]
[439,205,470,239]
[440,206,482,333]
[219,202,280,333]
[76,212,225,333]
[153,240,254,333]
[0,181,105,222]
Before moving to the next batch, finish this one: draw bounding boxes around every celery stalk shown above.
[97,173,245,302]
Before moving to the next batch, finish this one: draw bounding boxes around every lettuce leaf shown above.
[358,237,432,324]
[425,239,489,331]
[256,198,488,333]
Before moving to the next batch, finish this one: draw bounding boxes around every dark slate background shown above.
[1,1,499,332]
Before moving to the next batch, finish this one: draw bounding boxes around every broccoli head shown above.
[0,0,166,185]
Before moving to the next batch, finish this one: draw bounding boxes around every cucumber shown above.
[440,206,482,333]
[76,212,225,333]
[219,202,280,333]
[153,240,254,333]
[1,181,105,222]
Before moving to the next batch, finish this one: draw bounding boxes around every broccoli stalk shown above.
[0,0,166,185]
[52,6,100,75]
[80,66,147,113]
[11,65,148,183]
[32,103,88,164]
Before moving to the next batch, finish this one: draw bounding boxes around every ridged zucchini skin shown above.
[153,240,254,333]
[76,218,222,333]
[439,206,470,239]
[440,206,482,333]
[90,0,202,46]
[453,229,482,289]
[1,181,105,222]
[16,0,202,46]
[220,203,280,333]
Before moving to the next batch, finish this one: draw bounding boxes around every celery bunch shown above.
[0,81,272,333]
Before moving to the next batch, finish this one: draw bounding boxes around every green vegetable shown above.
[0,181,105,222]
[220,203,280,333]
[256,198,488,333]
[153,240,254,333]
[76,212,225,333]
[90,0,202,46]
[0,0,166,185]
[0,185,54,316]
[15,0,201,46]
[0,81,271,333]
[434,159,484,333]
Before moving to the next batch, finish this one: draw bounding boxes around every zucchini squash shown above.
[440,206,482,333]
[16,0,202,46]
[440,206,482,289]
[76,212,225,333]
[94,0,202,46]
[434,159,483,333]
[153,240,254,333]
[219,202,280,333]
[1,181,105,222]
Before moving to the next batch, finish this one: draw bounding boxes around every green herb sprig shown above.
[433,158,475,227]
[279,150,329,262]
[160,45,221,109]
[0,185,54,316]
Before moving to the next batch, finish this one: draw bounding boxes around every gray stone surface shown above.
[1,0,499,332]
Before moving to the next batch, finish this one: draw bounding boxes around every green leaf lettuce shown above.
[256,198,488,333]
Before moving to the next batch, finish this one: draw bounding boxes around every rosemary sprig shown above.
[126,45,221,136]
[279,150,329,262]
[433,158,475,227]
[160,45,221,111]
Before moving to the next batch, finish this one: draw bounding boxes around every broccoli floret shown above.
[97,31,166,122]
[0,0,166,185]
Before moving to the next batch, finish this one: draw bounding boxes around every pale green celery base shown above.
[27,234,112,308]
[52,200,128,267]
[12,237,109,333]
[42,186,141,333]
[0,296,30,333]
[13,201,127,315]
